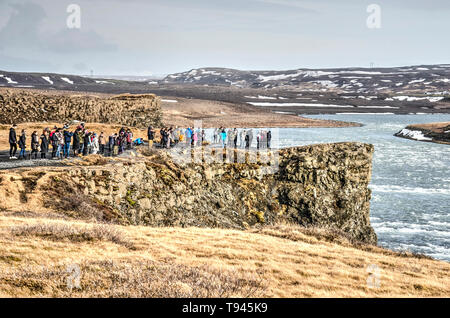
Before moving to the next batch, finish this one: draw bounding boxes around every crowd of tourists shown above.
[212,128,272,149]
[7,124,273,160]
[150,126,207,149]
[148,126,272,150]
[7,123,137,160]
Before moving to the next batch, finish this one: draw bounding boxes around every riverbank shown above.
[395,122,450,144]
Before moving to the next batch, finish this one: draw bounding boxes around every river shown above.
[278,113,450,261]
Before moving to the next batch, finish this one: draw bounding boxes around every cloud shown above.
[0,54,58,72]
[0,1,117,54]
[251,0,318,12]
[43,29,118,53]
[0,2,46,49]
[73,62,88,71]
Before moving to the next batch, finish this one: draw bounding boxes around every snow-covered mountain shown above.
[162,65,450,94]
[0,70,154,93]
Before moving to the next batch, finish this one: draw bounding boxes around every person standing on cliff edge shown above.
[9,124,18,160]
[147,126,155,149]
[18,129,27,160]
[267,130,272,149]
[31,131,39,159]
[63,125,73,158]
[40,129,49,159]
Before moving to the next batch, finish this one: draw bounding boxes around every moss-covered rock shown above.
[0,142,377,244]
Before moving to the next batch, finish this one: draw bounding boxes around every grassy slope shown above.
[408,122,450,133]
[0,213,448,298]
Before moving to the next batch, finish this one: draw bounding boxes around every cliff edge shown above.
[0,142,376,244]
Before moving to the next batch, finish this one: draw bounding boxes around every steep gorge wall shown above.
[0,142,377,244]
[0,88,162,128]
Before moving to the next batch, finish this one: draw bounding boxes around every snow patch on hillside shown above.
[247,102,354,108]
[397,129,432,141]
[95,80,114,84]
[393,96,444,102]
[0,74,18,84]
[61,77,74,84]
[42,76,53,85]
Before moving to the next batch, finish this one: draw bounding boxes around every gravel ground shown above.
[0,144,150,170]
[0,151,71,170]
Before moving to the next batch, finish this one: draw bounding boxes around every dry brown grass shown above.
[0,259,266,298]
[0,214,449,298]
[39,175,125,224]
[249,223,433,260]
[10,222,134,249]
[408,122,450,132]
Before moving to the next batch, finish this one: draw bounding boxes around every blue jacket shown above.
[64,130,73,144]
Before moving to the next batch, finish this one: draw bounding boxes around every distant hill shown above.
[162,65,450,94]
[3,65,450,95]
[0,70,154,93]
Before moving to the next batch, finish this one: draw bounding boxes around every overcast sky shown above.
[0,0,449,75]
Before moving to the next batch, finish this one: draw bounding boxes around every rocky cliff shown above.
[0,142,377,244]
[395,123,450,145]
[0,88,162,128]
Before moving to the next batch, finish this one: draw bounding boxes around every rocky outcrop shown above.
[0,142,377,244]
[0,88,162,128]
[395,123,450,144]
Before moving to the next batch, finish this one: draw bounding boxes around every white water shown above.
[280,114,450,261]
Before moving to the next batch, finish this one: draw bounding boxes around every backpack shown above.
[51,133,58,143]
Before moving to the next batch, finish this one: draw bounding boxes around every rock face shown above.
[0,142,377,244]
[276,143,376,243]
[395,124,450,144]
[0,88,162,128]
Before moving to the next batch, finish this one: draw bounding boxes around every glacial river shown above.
[206,114,450,261]
[281,114,450,262]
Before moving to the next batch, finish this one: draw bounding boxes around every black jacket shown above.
[31,133,39,151]
[73,130,80,147]
[18,134,26,149]
[108,136,116,146]
[9,128,17,144]
[148,128,155,140]
[84,133,91,145]
[40,134,49,152]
